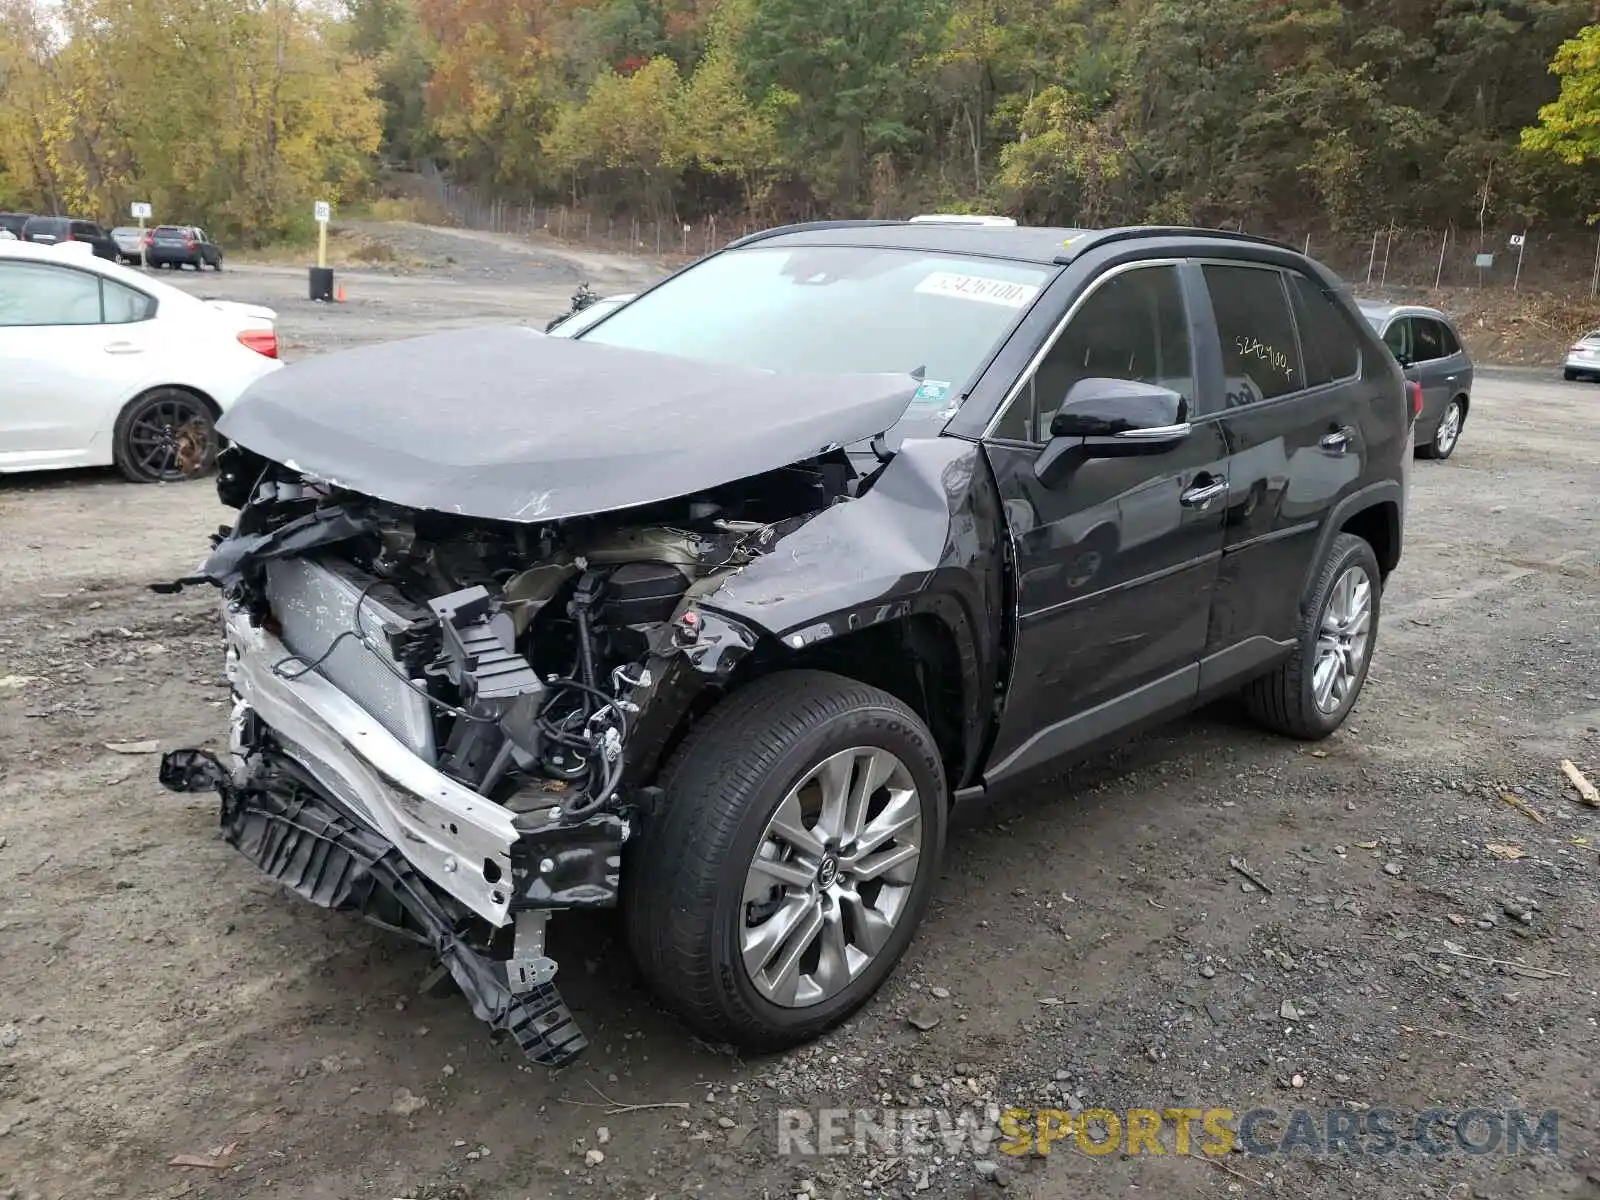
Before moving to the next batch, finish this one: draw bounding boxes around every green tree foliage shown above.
[737,0,948,206]
[1524,25,1600,166]
[5,0,1600,239]
[995,87,1125,226]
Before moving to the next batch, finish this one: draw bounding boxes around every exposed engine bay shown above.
[157,439,874,1066]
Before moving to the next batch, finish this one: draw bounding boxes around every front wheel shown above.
[1242,533,1381,740]
[112,388,218,483]
[625,670,947,1051]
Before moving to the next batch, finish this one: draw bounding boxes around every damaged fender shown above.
[630,438,1009,791]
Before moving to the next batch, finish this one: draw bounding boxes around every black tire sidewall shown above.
[113,389,216,483]
[712,701,947,1035]
[1296,536,1381,732]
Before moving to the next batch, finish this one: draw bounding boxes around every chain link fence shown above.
[1299,224,1600,298]
[395,163,1600,296]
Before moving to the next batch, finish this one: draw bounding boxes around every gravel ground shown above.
[1,224,1598,1200]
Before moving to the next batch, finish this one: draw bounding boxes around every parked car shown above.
[1562,328,1600,382]
[0,239,280,482]
[1357,300,1473,459]
[20,215,119,260]
[110,226,148,264]
[0,212,30,240]
[144,224,223,270]
[156,219,1412,1069]
[0,227,15,241]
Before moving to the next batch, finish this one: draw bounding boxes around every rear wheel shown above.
[112,388,218,483]
[1242,533,1380,740]
[1418,397,1464,460]
[625,670,947,1051]
[1564,369,1579,381]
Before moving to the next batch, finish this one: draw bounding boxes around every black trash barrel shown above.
[309,266,334,302]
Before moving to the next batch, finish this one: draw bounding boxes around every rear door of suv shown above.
[1187,260,1372,672]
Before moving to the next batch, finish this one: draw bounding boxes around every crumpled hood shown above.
[217,325,919,522]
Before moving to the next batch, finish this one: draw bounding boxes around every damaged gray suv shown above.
[158,220,1413,1067]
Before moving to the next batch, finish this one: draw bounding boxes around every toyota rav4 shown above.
[158,220,1413,1068]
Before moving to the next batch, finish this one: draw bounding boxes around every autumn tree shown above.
[0,0,382,240]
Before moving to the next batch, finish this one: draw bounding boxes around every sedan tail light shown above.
[237,328,278,359]
[1406,380,1423,421]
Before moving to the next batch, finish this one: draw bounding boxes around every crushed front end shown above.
[154,444,848,1067]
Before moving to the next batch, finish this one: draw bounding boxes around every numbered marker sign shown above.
[130,202,152,219]
[1508,234,1525,247]
[314,201,331,223]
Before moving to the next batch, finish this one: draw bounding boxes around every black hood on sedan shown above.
[217,325,920,522]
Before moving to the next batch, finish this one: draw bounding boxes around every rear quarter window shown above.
[1287,273,1360,387]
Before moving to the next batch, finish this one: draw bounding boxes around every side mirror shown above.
[1035,378,1191,486]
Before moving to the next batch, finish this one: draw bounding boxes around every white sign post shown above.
[131,201,152,269]
[314,200,331,269]
[1510,231,1527,292]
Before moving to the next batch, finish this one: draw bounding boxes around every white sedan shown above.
[0,239,282,482]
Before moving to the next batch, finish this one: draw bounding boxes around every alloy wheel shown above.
[740,747,923,1008]
[126,396,213,481]
[1313,566,1373,714]
[1435,401,1462,455]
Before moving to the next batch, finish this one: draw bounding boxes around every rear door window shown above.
[1201,263,1303,405]
[1287,272,1360,387]
[1411,319,1446,362]
[1436,321,1461,357]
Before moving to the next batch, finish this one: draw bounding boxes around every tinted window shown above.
[0,262,104,325]
[1287,273,1360,387]
[102,278,156,323]
[1411,318,1445,361]
[1202,264,1302,404]
[70,221,100,238]
[995,265,1192,442]
[579,245,1052,427]
[1436,320,1460,356]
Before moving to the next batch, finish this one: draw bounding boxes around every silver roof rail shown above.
[907,213,1019,227]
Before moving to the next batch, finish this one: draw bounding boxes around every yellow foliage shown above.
[0,0,383,241]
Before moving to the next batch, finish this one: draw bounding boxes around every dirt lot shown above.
[2,224,1598,1200]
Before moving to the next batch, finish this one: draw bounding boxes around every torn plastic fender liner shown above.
[158,748,588,1068]
[150,503,380,595]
